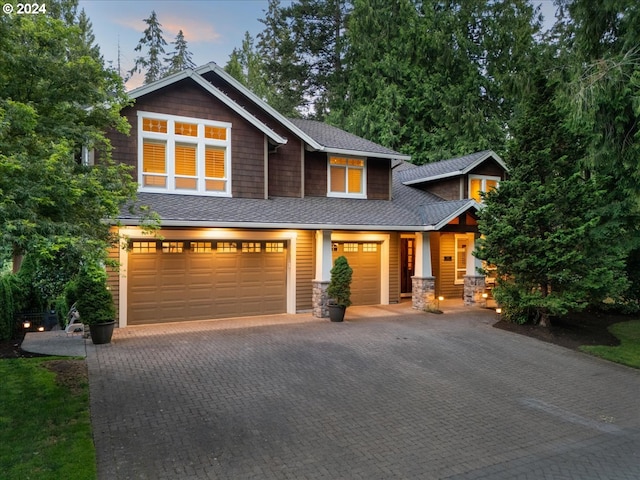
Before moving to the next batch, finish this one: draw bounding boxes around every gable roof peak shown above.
[398,150,506,185]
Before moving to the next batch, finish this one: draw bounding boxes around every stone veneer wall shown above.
[411,276,436,311]
[464,275,486,306]
[312,280,330,318]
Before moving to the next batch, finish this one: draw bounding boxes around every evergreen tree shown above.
[165,29,195,75]
[225,32,270,101]
[128,10,168,84]
[283,0,351,118]
[257,0,307,116]
[329,0,540,163]
[477,45,629,325]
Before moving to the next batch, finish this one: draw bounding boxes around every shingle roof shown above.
[122,183,476,231]
[288,119,410,160]
[397,150,505,184]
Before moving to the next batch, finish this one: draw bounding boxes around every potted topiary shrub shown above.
[75,266,116,345]
[327,255,353,322]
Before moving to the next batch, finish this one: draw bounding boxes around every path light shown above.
[482,293,488,299]
[22,321,31,329]
[495,307,502,315]
[37,326,45,332]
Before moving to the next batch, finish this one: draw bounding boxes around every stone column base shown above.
[412,276,436,311]
[464,275,486,306]
[312,280,330,318]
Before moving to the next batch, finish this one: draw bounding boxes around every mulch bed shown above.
[0,332,49,359]
[493,309,624,350]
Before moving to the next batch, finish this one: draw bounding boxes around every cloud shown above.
[115,15,221,44]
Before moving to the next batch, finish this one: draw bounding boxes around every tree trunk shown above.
[12,247,24,274]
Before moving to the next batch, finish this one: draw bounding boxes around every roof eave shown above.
[432,200,481,230]
[117,218,436,232]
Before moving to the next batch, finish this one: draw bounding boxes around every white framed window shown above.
[328,156,366,198]
[138,111,232,196]
[469,175,500,203]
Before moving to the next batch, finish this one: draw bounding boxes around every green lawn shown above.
[580,320,640,369]
[0,358,96,480]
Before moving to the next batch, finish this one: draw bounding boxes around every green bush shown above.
[0,274,18,340]
[327,256,353,308]
[74,266,115,325]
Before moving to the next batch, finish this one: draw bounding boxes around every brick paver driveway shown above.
[86,304,640,480]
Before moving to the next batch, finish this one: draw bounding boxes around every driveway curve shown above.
[87,304,640,480]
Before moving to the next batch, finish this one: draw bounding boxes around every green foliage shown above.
[0,274,20,340]
[74,266,115,325]
[327,256,353,308]
[477,43,629,325]
[0,8,136,275]
[128,10,168,84]
[0,358,96,479]
[165,29,195,75]
[580,320,640,369]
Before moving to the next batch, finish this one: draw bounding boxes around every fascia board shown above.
[117,218,436,232]
[461,150,509,174]
[196,63,323,150]
[402,171,461,185]
[127,71,191,98]
[324,146,412,161]
[433,200,481,230]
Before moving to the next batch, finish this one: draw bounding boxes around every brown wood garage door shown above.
[332,242,381,305]
[127,240,287,325]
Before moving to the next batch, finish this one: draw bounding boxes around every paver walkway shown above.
[86,303,640,479]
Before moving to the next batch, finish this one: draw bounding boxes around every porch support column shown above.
[464,234,486,306]
[312,230,333,317]
[412,231,436,310]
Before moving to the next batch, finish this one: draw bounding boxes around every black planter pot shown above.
[328,305,346,322]
[89,321,115,345]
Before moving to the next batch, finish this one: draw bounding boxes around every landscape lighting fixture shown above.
[22,321,31,329]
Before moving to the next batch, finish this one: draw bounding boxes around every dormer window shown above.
[328,156,366,198]
[138,111,231,196]
[469,175,499,202]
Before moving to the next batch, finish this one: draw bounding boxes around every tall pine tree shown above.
[129,11,168,84]
[165,30,195,75]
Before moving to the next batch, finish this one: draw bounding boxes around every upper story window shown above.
[138,111,231,196]
[328,156,366,198]
[469,175,500,203]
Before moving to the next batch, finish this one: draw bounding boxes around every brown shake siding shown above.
[419,177,462,201]
[295,229,314,311]
[304,151,328,197]
[269,137,302,197]
[367,158,391,200]
[109,79,266,199]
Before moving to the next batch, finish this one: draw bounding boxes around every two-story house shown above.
[107,63,507,327]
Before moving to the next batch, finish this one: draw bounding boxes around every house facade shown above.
[107,63,507,327]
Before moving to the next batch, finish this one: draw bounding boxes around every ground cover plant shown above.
[0,357,96,480]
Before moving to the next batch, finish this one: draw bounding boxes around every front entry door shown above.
[400,238,415,295]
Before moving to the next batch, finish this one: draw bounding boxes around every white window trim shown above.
[468,174,500,203]
[327,155,367,199]
[137,111,232,197]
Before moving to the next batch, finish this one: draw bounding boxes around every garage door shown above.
[332,242,381,305]
[128,240,287,325]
